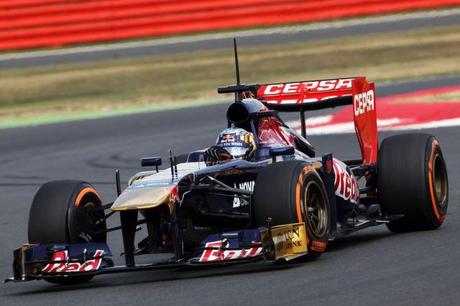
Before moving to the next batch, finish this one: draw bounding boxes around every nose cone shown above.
[111,185,171,211]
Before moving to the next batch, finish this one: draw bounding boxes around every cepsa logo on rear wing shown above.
[255,77,378,164]
[258,78,354,105]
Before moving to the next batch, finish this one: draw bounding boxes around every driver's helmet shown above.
[216,128,256,159]
[204,128,256,164]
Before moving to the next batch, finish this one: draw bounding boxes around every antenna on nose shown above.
[234,38,240,86]
[217,38,256,98]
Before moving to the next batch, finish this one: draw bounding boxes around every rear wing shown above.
[256,77,355,111]
[218,77,377,164]
[255,77,377,164]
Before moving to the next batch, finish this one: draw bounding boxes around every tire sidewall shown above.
[421,139,448,228]
[294,167,330,253]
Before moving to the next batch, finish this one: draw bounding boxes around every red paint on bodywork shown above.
[352,77,378,164]
[258,116,296,147]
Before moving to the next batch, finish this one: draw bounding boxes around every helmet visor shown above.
[221,145,248,159]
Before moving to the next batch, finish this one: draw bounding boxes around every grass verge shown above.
[1,24,460,126]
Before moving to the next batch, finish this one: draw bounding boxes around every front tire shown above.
[378,133,448,232]
[253,160,330,260]
[28,180,107,284]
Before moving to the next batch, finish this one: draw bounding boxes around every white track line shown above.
[287,117,460,135]
[380,117,460,131]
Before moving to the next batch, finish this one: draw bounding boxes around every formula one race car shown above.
[6,41,448,285]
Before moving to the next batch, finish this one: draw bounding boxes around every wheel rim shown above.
[72,201,106,243]
[432,153,448,208]
[303,180,328,238]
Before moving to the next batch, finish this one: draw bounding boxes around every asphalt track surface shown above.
[0,75,459,305]
[2,9,460,68]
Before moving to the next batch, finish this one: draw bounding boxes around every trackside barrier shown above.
[1,0,460,51]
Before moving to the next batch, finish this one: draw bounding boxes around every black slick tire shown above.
[28,180,107,284]
[253,160,330,260]
[378,133,448,232]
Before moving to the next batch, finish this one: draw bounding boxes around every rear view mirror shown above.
[141,157,162,172]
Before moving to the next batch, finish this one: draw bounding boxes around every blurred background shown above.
[2,1,460,305]
[1,0,460,127]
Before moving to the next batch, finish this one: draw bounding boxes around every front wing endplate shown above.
[261,222,308,260]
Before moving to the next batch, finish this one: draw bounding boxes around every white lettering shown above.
[318,80,337,91]
[283,83,300,94]
[264,79,357,97]
[301,81,319,91]
[199,241,262,262]
[333,160,359,203]
[264,84,283,95]
[354,89,375,116]
[336,78,353,89]
[233,181,255,207]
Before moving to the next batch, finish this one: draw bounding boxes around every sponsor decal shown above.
[263,79,353,95]
[199,241,262,262]
[266,96,346,105]
[333,160,359,203]
[261,223,308,259]
[232,181,255,208]
[273,227,303,252]
[41,249,104,273]
[354,89,375,116]
[221,134,235,143]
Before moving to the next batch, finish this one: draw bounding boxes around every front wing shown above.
[6,223,308,283]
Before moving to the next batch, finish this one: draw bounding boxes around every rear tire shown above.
[253,160,330,260]
[28,180,107,284]
[378,133,448,232]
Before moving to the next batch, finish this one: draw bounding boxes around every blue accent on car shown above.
[194,229,262,258]
[24,243,112,265]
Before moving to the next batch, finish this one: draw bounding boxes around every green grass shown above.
[1,24,460,126]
